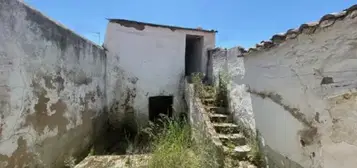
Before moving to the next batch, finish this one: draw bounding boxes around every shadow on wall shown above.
[241,60,317,168]
[104,97,151,156]
[0,0,110,167]
[231,8,357,168]
[208,46,312,168]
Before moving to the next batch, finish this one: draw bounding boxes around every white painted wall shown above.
[0,1,107,167]
[104,21,215,127]
[210,47,256,137]
[240,12,357,168]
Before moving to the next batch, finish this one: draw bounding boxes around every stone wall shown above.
[210,47,256,134]
[218,5,357,168]
[0,1,107,167]
[184,79,224,168]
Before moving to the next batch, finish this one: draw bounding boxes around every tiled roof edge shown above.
[239,4,357,57]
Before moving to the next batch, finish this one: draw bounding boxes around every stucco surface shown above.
[0,1,107,167]
[4,1,357,168]
[210,47,256,133]
[104,22,215,128]
[241,10,357,168]
[184,79,224,168]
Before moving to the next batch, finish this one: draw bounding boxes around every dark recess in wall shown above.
[320,77,334,85]
[185,35,203,77]
[149,96,173,122]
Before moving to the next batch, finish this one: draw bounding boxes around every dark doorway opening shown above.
[149,96,173,122]
[185,35,203,77]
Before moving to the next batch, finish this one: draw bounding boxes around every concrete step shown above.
[218,133,247,146]
[201,93,215,99]
[224,159,257,168]
[223,145,251,160]
[209,113,229,123]
[212,123,240,134]
[201,98,216,105]
[201,95,214,99]
[204,106,228,114]
[75,154,150,168]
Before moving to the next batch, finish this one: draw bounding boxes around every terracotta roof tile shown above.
[240,4,357,56]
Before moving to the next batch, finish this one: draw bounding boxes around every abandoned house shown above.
[104,18,216,128]
[1,0,357,167]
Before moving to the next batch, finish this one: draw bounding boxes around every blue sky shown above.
[25,0,355,48]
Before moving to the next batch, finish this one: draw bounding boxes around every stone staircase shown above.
[201,96,256,168]
[74,154,150,168]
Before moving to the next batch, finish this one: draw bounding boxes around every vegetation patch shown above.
[147,116,219,168]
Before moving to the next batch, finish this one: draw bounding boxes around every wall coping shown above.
[236,4,357,57]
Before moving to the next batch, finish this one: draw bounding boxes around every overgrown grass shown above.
[148,118,198,168]
[146,116,219,168]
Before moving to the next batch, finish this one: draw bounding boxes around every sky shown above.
[24,0,355,48]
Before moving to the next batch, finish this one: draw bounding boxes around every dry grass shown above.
[146,117,220,168]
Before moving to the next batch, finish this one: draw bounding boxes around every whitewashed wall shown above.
[211,6,357,168]
[104,21,215,128]
[0,1,107,167]
[210,47,256,133]
[241,9,357,168]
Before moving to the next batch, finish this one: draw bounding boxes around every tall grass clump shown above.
[148,117,201,168]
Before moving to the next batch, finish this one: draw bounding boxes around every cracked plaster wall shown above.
[211,47,256,134]
[0,1,107,167]
[184,79,224,167]
[103,22,215,129]
[239,11,357,168]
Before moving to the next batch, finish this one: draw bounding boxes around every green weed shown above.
[147,117,219,168]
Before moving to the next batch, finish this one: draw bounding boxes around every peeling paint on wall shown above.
[114,20,146,31]
[0,137,37,168]
[24,80,69,135]
[66,69,93,86]
[298,127,319,147]
[237,5,357,168]
[328,92,357,145]
[104,20,215,131]
[0,1,107,167]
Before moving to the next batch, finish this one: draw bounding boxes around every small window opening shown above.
[185,35,203,77]
[149,96,173,122]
